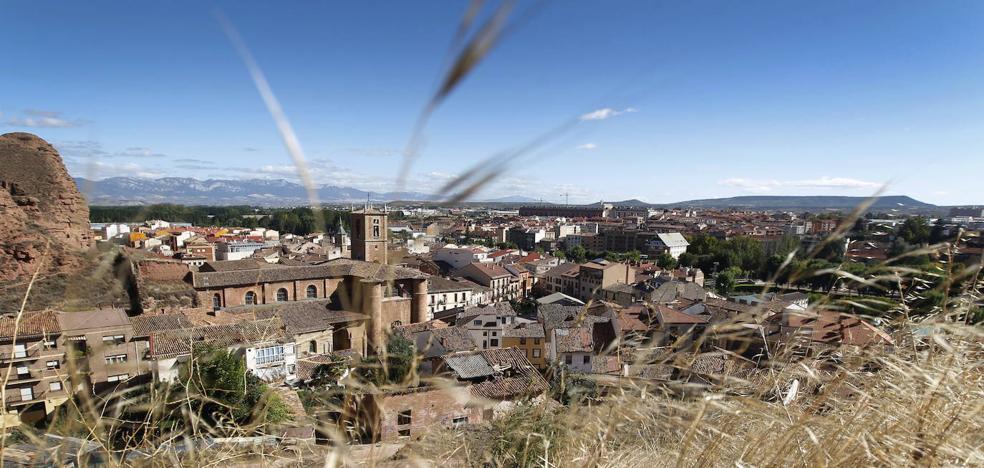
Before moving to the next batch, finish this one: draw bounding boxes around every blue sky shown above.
[2,1,983,205]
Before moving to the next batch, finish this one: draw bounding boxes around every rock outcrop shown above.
[0,132,92,282]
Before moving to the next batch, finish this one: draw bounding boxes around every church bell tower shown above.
[350,204,388,264]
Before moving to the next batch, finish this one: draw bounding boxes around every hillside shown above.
[663,195,935,211]
[75,176,535,206]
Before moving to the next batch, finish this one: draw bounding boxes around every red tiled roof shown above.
[0,311,61,339]
[655,306,710,325]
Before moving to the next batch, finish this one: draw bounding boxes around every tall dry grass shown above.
[3,2,982,466]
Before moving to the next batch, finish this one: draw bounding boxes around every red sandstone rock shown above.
[0,132,92,282]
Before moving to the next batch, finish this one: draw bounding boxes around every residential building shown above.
[519,204,612,218]
[455,303,519,349]
[1,311,69,427]
[454,262,522,303]
[502,322,547,369]
[216,240,267,261]
[427,276,490,319]
[433,245,490,270]
[648,232,690,259]
[146,318,298,383]
[57,309,143,394]
[507,226,545,250]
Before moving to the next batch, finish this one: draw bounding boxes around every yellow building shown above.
[502,322,547,369]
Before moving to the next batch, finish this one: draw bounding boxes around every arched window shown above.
[276,288,288,302]
[306,285,317,299]
[309,340,317,354]
[244,291,257,305]
[212,293,221,310]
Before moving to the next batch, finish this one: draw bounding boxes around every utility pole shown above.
[563,192,570,205]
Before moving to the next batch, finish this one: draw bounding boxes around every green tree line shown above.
[90,204,350,235]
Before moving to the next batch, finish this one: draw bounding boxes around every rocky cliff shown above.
[0,132,92,282]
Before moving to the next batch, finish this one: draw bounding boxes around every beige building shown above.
[2,308,141,427]
[542,260,636,302]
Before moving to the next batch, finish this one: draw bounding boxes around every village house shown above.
[542,259,636,303]
[454,262,522,303]
[501,322,547,369]
[455,303,521,350]
[348,347,548,442]
[146,318,297,383]
[426,276,490,319]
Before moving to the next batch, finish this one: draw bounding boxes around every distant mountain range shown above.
[76,177,938,212]
[74,177,443,206]
[584,195,936,211]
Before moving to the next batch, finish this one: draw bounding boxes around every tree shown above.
[357,334,416,386]
[553,250,567,260]
[715,267,738,296]
[655,252,677,270]
[929,219,948,244]
[899,216,930,244]
[623,250,642,265]
[308,355,349,388]
[678,252,697,268]
[568,245,587,263]
[177,346,291,431]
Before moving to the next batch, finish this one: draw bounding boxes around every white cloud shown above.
[580,107,637,121]
[721,176,883,193]
[6,110,87,128]
[68,159,164,179]
[54,140,165,158]
[576,143,598,150]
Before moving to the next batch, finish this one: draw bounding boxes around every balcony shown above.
[4,390,48,407]
[0,348,39,363]
[1,347,65,363]
[3,370,42,385]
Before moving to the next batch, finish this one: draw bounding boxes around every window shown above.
[276,288,289,302]
[490,339,499,347]
[43,340,57,349]
[105,354,128,364]
[306,285,317,298]
[519,338,526,345]
[397,409,412,426]
[16,366,28,376]
[398,429,411,437]
[12,344,26,359]
[102,335,125,345]
[373,225,380,238]
[46,360,60,369]
[212,294,221,310]
[255,345,285,365]
[309,341,317,354]
[532,348,541,358]
[534,338,540,345]
[583,355,591,364]
[452,416,468,427]
[473,320,481,326]
[107,373,129,383]
[245,291,257,305]
[565,355,573,365]
[49,381,63,392]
